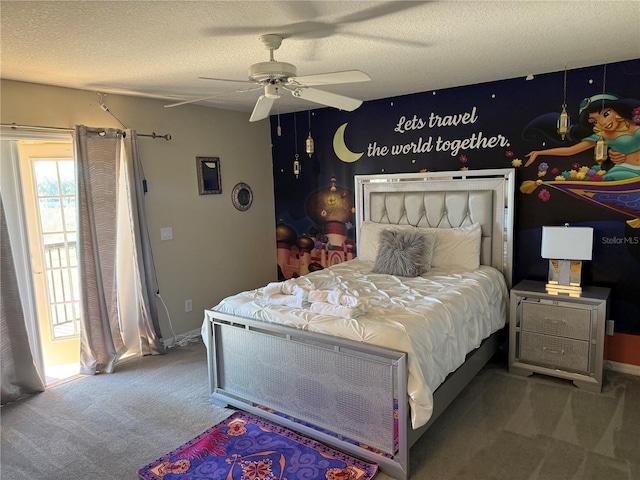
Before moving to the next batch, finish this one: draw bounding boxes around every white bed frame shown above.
[203,168,515,479]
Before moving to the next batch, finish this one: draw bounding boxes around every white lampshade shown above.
[541,225,593,261]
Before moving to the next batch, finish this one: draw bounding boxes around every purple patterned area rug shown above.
[138,411,378,480]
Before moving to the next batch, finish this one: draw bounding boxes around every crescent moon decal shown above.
[333,123,364,163]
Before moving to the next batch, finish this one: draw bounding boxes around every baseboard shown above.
[605,360,640,376]
[162,328,202,348]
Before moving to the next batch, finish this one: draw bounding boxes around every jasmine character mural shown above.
[521,93,640,227]
[271,59,640,339]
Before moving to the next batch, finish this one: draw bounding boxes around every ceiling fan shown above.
[164,34,371,122]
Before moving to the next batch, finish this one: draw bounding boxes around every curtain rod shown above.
[137,132,172,141]
[1,123,171,141]
[1,123,72,133]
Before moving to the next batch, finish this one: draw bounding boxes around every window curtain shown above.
[123,130,165,355]
[1,134,56,405]
[75,126,164,375]
[0,194,46,404]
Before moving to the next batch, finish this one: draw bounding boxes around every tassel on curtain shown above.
[0,195,45,404]
[75,125,164,375]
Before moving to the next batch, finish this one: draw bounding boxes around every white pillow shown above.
[421,223,482,270]
[357,221,417,263]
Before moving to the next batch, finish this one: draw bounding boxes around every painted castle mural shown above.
[276,175,355,280]
[270,59,640,336]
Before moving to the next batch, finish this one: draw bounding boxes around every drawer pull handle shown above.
[544,318,566,325]
[543,347,565,355]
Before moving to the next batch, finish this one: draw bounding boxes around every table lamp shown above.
[541,224,593,295]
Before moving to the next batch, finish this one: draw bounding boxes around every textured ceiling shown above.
[2,1,639,117]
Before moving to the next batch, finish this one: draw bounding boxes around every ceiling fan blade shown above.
[199,76,255,84]
[164,93,231,108]
[334,1,428,26]
[289,70,371,86]
[290,87,362,112]
[339,31,431,48]
[164,85,263,108]
[249,95,275,122]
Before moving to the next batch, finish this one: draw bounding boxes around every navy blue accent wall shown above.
[271,60,640,334]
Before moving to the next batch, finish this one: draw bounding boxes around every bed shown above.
[202,168,515,479]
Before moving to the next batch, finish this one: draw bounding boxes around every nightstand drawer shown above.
[520,332,589,373]
[521,301,591,340]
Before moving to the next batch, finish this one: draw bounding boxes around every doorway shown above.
[17,141,80,385]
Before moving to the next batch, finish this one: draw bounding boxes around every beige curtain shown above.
[75,126,164,375]
[123,132,165,355]
[0,194,45,404]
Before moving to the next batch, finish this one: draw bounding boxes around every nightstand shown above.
[509,280,610,392]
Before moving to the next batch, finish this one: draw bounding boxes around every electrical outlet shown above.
[606,320,614,336]
[185,299,192,312]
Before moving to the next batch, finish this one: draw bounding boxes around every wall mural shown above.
[270,59,640,335]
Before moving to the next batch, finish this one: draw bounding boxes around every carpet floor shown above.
[1,340,639,479]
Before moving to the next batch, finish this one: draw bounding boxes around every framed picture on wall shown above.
[197,157,221,194]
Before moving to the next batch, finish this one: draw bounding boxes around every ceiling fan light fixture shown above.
[264,83,282,99]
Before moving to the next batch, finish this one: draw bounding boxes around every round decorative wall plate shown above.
[231,182,253,211]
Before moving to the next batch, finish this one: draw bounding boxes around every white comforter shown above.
[208,258,508,429]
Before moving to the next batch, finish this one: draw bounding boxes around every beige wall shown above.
[1,79,277,340]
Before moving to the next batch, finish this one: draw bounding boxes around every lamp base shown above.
[545,282,582,296]
[546,259,583,296]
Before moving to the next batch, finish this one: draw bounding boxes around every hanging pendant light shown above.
[293,154,301,178]
[305,110,315,157]
[594,136,608,164]
[594,64,608,164]
[557,66,570,140]
[293,112,301,178]
[276,101,282,136]
[305,133,314,157]
[557,105,570,140]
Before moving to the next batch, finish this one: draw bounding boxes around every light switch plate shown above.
[160,227,173,240]
[606,320,614,336]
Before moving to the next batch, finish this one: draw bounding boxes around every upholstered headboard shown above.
[354,169,515,287]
